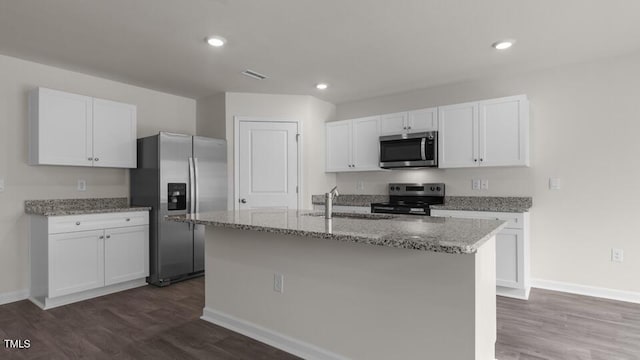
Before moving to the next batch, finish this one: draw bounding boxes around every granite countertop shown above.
[25,197,151,216]
[311,194,532,213]
[431,196,533,213]
[166,209,506,254]
[311,194,388,207]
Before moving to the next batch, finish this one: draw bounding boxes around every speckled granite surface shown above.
[25,197,151,216]
[311,194,388,206]
[431,196,533,212]
[166,209,505,254]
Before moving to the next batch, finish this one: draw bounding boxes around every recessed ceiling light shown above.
[206,36,226,47]
[316,83,328,90]
[492,40,514,50]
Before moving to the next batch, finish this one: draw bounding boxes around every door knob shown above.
[240,198,247,204]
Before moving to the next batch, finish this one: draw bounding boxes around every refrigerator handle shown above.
[188,157,195,214]
[194,158,200,214]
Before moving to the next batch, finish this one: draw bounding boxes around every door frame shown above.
[233,116,303,211]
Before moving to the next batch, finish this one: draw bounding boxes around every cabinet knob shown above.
[88,157,93,161]
[99,235,104,239]
[126,218,131,222]
[408,126,412,130]
[474,159,478,162]
[480,158,483,162]
[106,235,111,239]
[240,198,247,204]
[94,158,99,161]
[75,221,81,225]
[403,126,407,130]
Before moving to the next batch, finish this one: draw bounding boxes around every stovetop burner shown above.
[371,183,445,216]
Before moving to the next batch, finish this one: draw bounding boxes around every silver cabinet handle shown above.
[240,198,247,204]
[75,221,81,225]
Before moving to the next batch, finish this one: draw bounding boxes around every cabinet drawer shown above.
[48,211,149,234]
[430,209,524,229]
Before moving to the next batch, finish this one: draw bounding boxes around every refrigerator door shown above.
[158,132,195,280]
[193,136,227,272]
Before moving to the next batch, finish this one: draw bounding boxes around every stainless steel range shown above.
[371,183,445,216]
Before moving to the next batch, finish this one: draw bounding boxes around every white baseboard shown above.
[497,286,530,300]
[532,278,640,304]
[30,278,147,310]
[0,289,29,306]
[201,307,349,360]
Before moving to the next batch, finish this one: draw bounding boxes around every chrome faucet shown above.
[325,186,339,219]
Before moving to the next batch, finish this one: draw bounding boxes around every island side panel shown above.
[475,236,497,360]
[203,226,485,360]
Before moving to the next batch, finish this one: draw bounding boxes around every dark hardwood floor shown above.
[496,289,640,360]
[2,278,639,359]
[0,278,299,360]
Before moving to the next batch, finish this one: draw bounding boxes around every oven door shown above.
[379,132,437,168]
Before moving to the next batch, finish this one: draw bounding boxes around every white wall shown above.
[224,93,336,209]
[196,92,226,139]
[0,54,196,296]
[334,50,640,294]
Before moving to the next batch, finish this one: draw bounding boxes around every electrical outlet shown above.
[77,179,87,192]
[549,177,561,190]
[612,248,624,262]
[356,181,365,191]
[0,177,4,192]
[472,179,481,190]
[274,273,284,293]
[481,179,489,190]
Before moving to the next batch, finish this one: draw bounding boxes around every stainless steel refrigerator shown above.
[130,132,227,286]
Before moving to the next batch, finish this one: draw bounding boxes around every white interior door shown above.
[238,121,298,210]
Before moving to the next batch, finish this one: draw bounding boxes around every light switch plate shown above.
[612,248,624,262]
[481,179,489,190]
[472,179,481,190]
[549,177,561,190]
[77,179,87,192]
[0,177,4,192]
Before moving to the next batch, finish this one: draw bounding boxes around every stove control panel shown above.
[388,183,445,197]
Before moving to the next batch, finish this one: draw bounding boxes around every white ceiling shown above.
[1,0,639,104]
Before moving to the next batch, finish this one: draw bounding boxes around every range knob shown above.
[437,186,441,191]
[430,186,435,191]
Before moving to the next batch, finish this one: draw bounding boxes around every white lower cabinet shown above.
[49,229,105,298]
[30,211,149,309]
[430,209,530,300]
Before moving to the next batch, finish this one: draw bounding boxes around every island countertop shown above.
[166,209,506,254]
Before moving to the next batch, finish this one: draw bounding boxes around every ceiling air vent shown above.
[242,69,268,80]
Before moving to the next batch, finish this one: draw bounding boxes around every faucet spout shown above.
[325,186,339,219]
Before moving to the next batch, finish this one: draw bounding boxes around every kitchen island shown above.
[168,210,505,360]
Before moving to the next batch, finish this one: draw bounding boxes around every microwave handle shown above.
[421,138,426,161]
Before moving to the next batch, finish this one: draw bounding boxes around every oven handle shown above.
[421,138,426,161]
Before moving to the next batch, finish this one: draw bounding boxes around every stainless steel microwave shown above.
[379,131,438,169]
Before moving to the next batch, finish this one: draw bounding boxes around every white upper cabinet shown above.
[326,116,381,172]
[93,98,137,168]
[326,120,352,172]
[29,88,94,167]
[380,108,437,135]
[438,102,478,168]
[29,87,137,168]
[438,95,529,168]
[478,95,529,167]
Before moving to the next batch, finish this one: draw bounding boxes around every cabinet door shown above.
[407,108,437,132]
[496,228,524,289]
[438,102,478,168]
[104,226,149,286]
[92,98,137,168]
[478,95,529,167]
[326,120,352,172]
[352,116,381,170]
[31,88,93,166]
[49,230,104,298]
[380,112,408,135]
